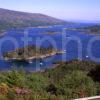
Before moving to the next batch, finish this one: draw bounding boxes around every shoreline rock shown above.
[4,50,66,62]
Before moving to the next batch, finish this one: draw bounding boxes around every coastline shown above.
[0,31,6,37]
[4,50,66,62]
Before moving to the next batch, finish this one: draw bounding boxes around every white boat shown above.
[64,50,66,52]
[40,62,43,65]
[86,55,89,58]
[66,36,71,38]
[29,60,33,64]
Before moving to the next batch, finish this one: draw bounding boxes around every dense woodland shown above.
[0,60,99,99]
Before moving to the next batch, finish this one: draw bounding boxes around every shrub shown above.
[0,95,7,100]
[45,60,97,83]
[88,65,100,82]
[56,70,96,99]
[6,70,26,87]
[46,83,57,95]
[0,73,6,84]
[26,73,48,92]
[0,83,9,95]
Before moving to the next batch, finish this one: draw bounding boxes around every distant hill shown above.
[76,25,100,35]
[84,25,100,34]
[0,8,67,32]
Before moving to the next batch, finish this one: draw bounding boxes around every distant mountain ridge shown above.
[0,8,67,31]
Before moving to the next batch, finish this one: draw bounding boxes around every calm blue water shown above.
[0,23,100,71]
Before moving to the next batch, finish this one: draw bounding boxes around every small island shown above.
[74,25,100,35]
[84,25,100,35]
[44,30,61,34]
[3,45,65,62]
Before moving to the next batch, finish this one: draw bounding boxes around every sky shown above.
[0,0,100,23]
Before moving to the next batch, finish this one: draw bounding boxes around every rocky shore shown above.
[4,50,66,62]
[3,44,66,62]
